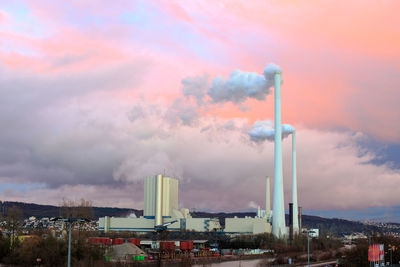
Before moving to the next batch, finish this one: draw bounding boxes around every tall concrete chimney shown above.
[292,131,299,234]
[272,71,286,238]
[266,176,271,216]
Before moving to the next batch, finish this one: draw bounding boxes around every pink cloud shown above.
[0,1,399,213]
[0,114,399,211]
[0,10,8,22]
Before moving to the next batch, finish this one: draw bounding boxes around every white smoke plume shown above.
[181,74,210,106]
[127,212,137,218]
[249,120,295,143]
[207,63,282,104]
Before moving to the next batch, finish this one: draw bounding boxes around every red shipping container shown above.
[112,238,124,245]
[128,238,141,246]
[100,238,111,245]
[180,241,193,250]
[89,237,111,245]
[160,241,175,251]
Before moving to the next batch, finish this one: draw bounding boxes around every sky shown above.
[0,0,399,222]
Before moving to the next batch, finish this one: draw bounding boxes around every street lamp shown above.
[51,217,89,267]
[389,247,392,267]
[305,230,315,267]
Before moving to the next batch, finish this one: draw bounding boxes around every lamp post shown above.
[389,247,392,267]
[305,230,315,267]
[51,217,89,267]
[67,221,72,267]
[307,233,310,267]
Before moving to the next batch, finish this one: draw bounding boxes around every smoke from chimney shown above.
[249,120,295,142]
[207,63,282,104]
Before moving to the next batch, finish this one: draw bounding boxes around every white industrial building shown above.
[224,176,272,235]
[143,175,179,224]
[98,174,221,233]
[225,217,271,235]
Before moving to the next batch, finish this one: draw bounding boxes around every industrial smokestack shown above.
[292,131,299,234]
[155,174,163,226]
[298,206,302,231]
[272,71,286,238]
[289,203,293,241]
[266,176,271,216]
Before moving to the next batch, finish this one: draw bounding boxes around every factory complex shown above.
[99,70,303,238]
[99,174,221,233]
[98,172,301,236]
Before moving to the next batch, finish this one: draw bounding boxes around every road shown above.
[302,260,337,267]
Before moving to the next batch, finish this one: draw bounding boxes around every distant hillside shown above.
[191,211,385,236]
[1,201,397,236]
[300,214,381,236]
[0,201,141,219]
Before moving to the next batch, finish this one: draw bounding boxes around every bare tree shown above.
[60,198,93,219]
[5,205,22,251]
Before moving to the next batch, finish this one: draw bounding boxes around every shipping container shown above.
[128,238,141,246]
[112,238,124,245]
[160,241,175,251]
[89,237,111,245]
[180,241,194,251]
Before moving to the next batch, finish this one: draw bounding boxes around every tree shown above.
[5,205,22,252]
[60,198,94,219]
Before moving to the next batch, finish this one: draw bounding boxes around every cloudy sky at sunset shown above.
[1,1,399,221]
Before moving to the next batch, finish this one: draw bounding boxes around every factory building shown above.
[99,216,177,232]
[143,174,179,224]
[224,176,272,235]
[98,174,221,233]
[225,217,271,235]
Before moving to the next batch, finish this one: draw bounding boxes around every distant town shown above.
[0,199,399,266]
